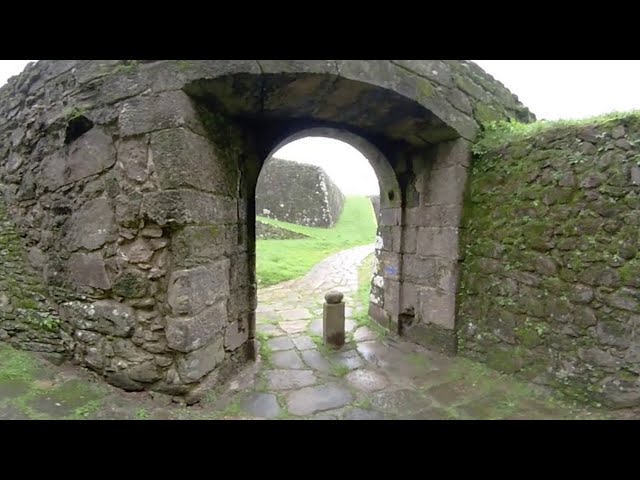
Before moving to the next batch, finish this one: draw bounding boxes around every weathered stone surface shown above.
[458,115,640,408]
[345,369,389,392]
[291,335,315,351]
[171,225,236,267]
[256,158,345,227]
[264,369,316,390]
[40,127,116,191]
[271,350,305,369]
[343,408,386,420]
[165,302,227,353]
[225,320,249,351]
[151,128,237,196]
[240,392,281,419]
[126,361,163,383]
[117,138,150,183]
[0,59,533,401]
[112,270,148,298]
[118,239,154,264]
[167,260,230,316]
[267,336,294,352]
[67,252,111,290]
[300,350,332,373]
[176,337,225,382]
[65,197,117,251]
[278,321,309,337]
[63,300,135,337]
[118,91,204,138]
[141,190,237,226]
[286,383,353,416]
[325,291,344,304]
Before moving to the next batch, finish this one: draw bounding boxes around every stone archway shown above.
[0,60,534,400]
[256,127,401,331]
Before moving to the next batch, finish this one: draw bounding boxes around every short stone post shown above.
[323,290,345,348]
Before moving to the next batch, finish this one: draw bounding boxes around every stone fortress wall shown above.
[458,116,640,408]
[0,59,541,404]
[255,157,345,228]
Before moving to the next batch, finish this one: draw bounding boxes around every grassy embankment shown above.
[256,196,377,287]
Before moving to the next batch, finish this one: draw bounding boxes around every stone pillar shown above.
[400,139,472,355]
[323,291,345,348]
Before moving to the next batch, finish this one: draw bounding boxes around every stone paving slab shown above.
[287,383,353,416]
[264,370,317,391]
[271,350,305,369]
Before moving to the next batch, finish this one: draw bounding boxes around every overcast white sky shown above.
[3,60,640,195]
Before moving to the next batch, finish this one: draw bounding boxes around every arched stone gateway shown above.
[0,60,533,401]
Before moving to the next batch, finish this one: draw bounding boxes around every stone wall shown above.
[0,59,532,400]
[369,195,381,224]
[0,61,253,402]
[458,115,640,408]
[0,192,68,362]
[256,158,345,228]
[256,221,308,240]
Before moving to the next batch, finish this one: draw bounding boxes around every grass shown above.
[135,408,150,420]
[472,110,640,156]
[354,253,375,326]
[256,196,377,287]
[0,344,39,381]
[352,252,386,337]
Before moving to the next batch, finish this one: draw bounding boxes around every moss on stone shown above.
[486,347,529,374]
[474,102,502,126]
[460,110,640,408]
[416,77,435,100]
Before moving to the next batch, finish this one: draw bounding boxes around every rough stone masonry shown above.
[256,157,345,228]
[0,60,533,403]
[458,116,640,408]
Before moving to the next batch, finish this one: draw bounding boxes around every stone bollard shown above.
[323,290,345,348]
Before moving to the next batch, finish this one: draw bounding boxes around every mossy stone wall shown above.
[459,115,640,408]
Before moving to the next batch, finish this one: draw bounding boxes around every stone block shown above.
[118,91,205,138]
[405,205,463,228]
[65,197,117,251]
[165,301,227,353]
[402,254,437,284]
[403,227,417,253]
[171,224,237,267]
[424,164,468,206]
[402,322,457,355]
[62,300,135,337]
[378,251,402,281]
[176,337,225,383]
[416,226,460,260]
[40,127,116,191]
[380,207,402,227]
[117,137,150,183]
[433,138,472,169]
[417,287,456,329]
[67,252,111,290]
[151,128,237,196]
[225,318,249,351]
[256,158,344,227]
[167,260,230,316]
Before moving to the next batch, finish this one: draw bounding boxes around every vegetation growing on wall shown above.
[459,110,640,408]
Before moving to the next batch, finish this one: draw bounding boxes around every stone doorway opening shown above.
[253,132,386,362]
